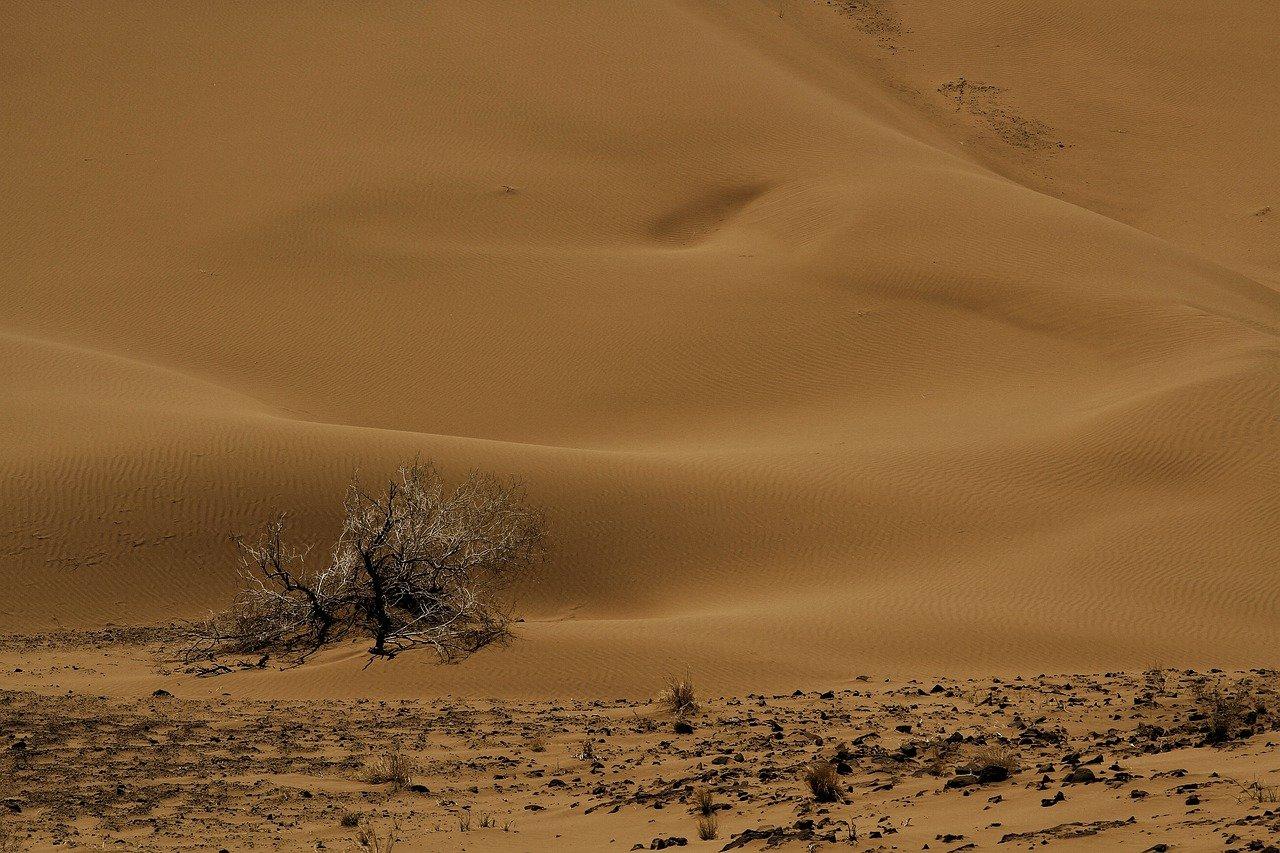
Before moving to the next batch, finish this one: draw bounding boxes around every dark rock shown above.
[977,765,1009,784]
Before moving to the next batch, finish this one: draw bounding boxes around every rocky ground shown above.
[1,636,1279,851]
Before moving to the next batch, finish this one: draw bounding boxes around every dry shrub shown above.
[364,751,418,789]
[576,738,597,761]
[189,461,546,664]
[340,811,362,828]
[697,812,719,841]
[527,736,547,753]
[662,673,699,718]
[802,760,842,802]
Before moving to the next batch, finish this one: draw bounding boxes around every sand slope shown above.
[2,0,1278,696]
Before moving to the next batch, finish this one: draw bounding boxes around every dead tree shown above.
[187,461,545,664]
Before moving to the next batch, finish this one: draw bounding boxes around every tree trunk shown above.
[363,554,394,655]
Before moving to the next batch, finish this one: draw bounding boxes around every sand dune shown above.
[2,0,1278,697]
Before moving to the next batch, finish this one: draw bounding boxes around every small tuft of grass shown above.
[576,737,597,761]
[528,735,547,753]
[802,760,842,803]
[691,785,716,816]
[662,673,699,718]
[457,811,472,832]
[1238,780,1280,804]
[364,751,419,790]
[697,812,719,840]
[355,818,399,853]
[340,811,362,828]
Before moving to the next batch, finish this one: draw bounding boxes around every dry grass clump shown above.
[355,819,399,853]
[364,751,419,789]
[576,737,597,761]
[966,744,1020,773]
[802,760,842,803]
[662,673,699,718]
[921,735,961,776]
[1238,780,1280,804]
[697,812,719,841]
[527,735,547,753]
[1194,679,1253,743]
[1144,666,1171,694]
[691,785,716,816]
[340,811,362,828]
[0,819,23,853]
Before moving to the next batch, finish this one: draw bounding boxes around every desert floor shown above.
[4,631,1280,851]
